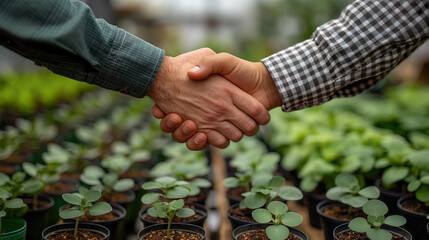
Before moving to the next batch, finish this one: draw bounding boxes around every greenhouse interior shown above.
[0,0,428,240]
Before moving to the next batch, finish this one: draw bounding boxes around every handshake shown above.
[148,48,283,151]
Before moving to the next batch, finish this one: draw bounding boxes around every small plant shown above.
[0,127,22,160]
[401,150,429,206]
[223,172,252,193]
[242,175,303,209]
[252,201,303,240]
[0,188,27,233]
[59,189,112,239]
[0,172,43,210]
[80,166,135,198]
[141,176,195,239]
[15,118,58,150]
[348,200,406,240]
[326,173,380,212]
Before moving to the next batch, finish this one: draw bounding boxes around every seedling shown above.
[326,173,380,214]
[252,201,302,240]
[141,176,195,238]
[401,150,429,206]
[223,172,252,193]
[80,165,135,197]
[0,189,26,233]
[0,127,22,160]
[0,172,43,210]
[348,200,406,240]
[15,118,58,149]
[59,189,112,239]
[242,175,303,209]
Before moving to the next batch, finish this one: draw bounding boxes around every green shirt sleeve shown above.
[0,0,164,98]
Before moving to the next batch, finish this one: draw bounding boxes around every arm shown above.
[158,0,429,148]
[0,0,163,97]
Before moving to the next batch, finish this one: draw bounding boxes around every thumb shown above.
[187,53,240,80]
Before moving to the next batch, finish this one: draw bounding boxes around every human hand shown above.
[148,49,270,149]
[153,52,282,150]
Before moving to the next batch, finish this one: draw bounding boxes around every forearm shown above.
[262,0,429,112]
[0,0,164,97]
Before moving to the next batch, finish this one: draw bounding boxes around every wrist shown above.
[148,56,174,101]
[256,62,282,110]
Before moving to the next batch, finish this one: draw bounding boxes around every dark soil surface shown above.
[402,199,429,215]
[229,206,255,222]
[79,210,118,222]
[228,187,246,200]
[141,230,201,240]
[0,164,16,175]
[101,192,132,203]
[47,230,104,240]
[322,206,366,221]
[23,198,49,210]
[43,182,77,195]
[336,230,405,240]
[184,190,208,203]
[237,229,300,240]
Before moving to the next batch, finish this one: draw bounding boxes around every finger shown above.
[188,53,240,80]
[159,114,183,133]
[186,132,209,151]
[152,104,166,119]
[171,120,198,143]
[231,89,270,125]
[205,130,230,149]
[212,121,244,143]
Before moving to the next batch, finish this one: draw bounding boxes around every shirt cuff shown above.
[94,28,164,98]
[261,39,333,112]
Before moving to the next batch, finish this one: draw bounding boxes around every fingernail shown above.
[194,134,204,145]
[183,124,193,134]
[190,66,200,72]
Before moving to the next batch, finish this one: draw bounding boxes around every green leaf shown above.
[366,228,392,240]
[113,178,134,192]
[281,212,303,227]
[267,201,287,215]
[326,187,347,201]
[141,181,160,190]
[84,190,101,203]
[268,176,286,189]
[335,173,358,189]
[89,202,112,216]
[421,176,429,185]
[147,207,158,217]
[381,166,409,185]
[363,200,388,216]
[244,192,266,209]
[59,209,85,219]
[358,186,380,199]
[266,225,289,240]
[62,193,83,206]
[170,199,185,209]
[22,162,38,177]
[21,179,44,194]
[176,208,195,218]
[80,174,102,186]
[348,217,371,233]
[278,186,303,201]
[0,173,10,186]
[252,209,272,223]
[416,185,429,203]
[407,180,421,192]
[12,172,26,183]
[192,178,212,188]
[167,187,190,199]
[384,215,406,227]
[409,150,429,172]
[141,193,160,204]
[156,176,176,185]
[340,195,368,208]
[0,210,6,217]
[223,177,239,188]
[6,198,26,209]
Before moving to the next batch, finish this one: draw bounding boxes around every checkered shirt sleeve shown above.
[262,0,429,112]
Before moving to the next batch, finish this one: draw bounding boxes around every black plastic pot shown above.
[427,222,429,236]
[375,179,411,215]
[21,194,54,240]
[139,202,207,228]
[397,196,429,240]
[60,203,126,240]
[227,203,255,229]
[333,222,412,240]
[0,217,26,240]
[305,191,325,228]
[232,223,308,240]
[316,200,350,240]
[42,222,110,240]
[137,223,206,240]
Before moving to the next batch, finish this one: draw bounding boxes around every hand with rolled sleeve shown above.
[0,0,271,149]
[156,0,429,150]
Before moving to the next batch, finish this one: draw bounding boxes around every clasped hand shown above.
[148,48,282,150]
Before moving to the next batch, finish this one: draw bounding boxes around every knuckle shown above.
[243,120,257,134]
[248,102,263,117]
[230,131,243,142]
